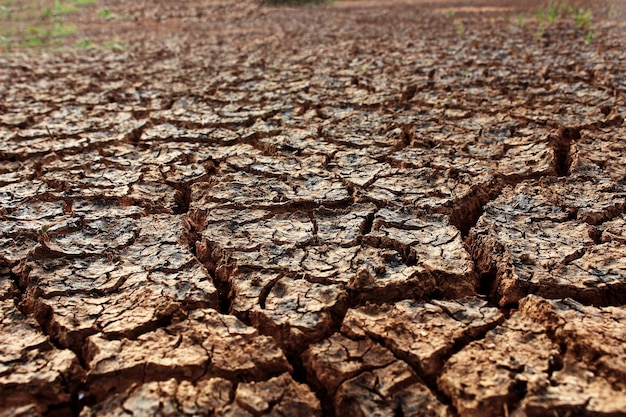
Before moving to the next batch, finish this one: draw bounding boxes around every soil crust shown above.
[1,0,625,415]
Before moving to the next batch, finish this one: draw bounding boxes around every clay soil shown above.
[1,0,626,416]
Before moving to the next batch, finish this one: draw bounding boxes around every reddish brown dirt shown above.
[1,0,626,416]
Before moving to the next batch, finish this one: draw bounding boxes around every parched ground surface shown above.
[1,0,626,415]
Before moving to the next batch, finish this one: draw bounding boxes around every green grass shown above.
[102,37,127,51]
[535,22,545,41]
[574,7,592,31]
[0,0,125,53]
[17,21,75,47]
[75,36,91,48]
[1,1,81,49]
[75,35,128,51]
[455,22,465,36]
[41,0,98,16]
[546,0,562,23]
[530,1,594,44]
[97,6,111,18]
[73,34,128,50]
[97,6,120,20]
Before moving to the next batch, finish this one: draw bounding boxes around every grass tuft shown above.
[1,0,126,53]
[530,1,593,44]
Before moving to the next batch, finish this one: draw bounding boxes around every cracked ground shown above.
[1,0,626,416]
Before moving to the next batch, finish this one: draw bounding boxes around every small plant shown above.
[455,22,465,36]
[103,37,127,51]
[53,22,76,37]
[23,26,47,47]
[445,10,454,19]
[19,21,76,48]
[97,6,115,19]
[1,0,100,52]
[37,219,65,242]
[76,37,91,48]
[574,7,591,31]
[546,0,562,23]
[536,8,545,25]
[38,225,51,242]
[47,0,78,16]
[535,22,545,41]
[527,1,594,45]
[517,14,525,28]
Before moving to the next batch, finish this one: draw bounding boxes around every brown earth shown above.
[1,0,626,415]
